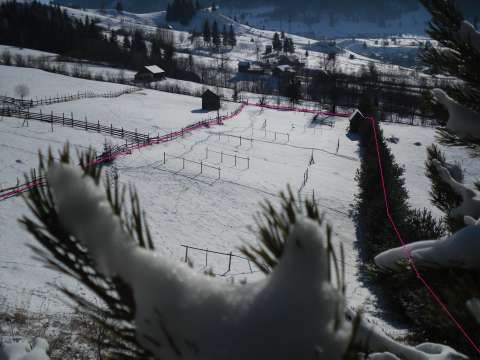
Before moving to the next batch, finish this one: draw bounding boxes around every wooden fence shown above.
[0,107,150,143]
[0,87,139,109]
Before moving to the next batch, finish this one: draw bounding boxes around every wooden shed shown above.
[135,65,166,82]
[349,110,365,133]
[202,90,220,111]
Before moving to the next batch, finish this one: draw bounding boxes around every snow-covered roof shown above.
[276,65,295,72]
[144,65,165,74]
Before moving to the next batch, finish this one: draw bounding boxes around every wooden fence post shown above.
[234,154,237,167]
[184,246,189,263]
[163,152,166,164]
[62,113,64,126]
[228,252,232,272]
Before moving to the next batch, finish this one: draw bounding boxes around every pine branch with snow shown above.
[420,0,480,145]
[16,146,470,360]
[19,146,155,360]
[425,144,464,232]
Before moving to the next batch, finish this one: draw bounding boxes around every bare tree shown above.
[15,84,30,100]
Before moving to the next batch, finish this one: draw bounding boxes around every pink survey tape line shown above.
[368,115,480,354]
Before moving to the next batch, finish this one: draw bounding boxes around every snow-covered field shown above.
[1,56,476,350]
[0,65,129,99]
[0,64,436,335]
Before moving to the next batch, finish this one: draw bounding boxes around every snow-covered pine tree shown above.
[373,0,480,356]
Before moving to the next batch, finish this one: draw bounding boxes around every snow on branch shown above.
[433,89,480,139]
[433,159,480,219]
[458,21,480,54]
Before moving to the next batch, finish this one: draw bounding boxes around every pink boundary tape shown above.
[368,115,480,354]
[1,101,479,353]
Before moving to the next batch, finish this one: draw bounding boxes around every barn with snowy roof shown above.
[135,65,166,82]
[348,110,365,133]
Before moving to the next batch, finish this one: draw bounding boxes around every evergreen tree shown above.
[228,24,236,47]
[166,0,196,25]
[421,0,480,114]
[272,32,282,52]
[202,18,211,44]
[286,77,302,105]
[123,34,131,51]
[212,20,220,48]
[222,25,228,47]
[166,3,172,21]
[116,0,123,14]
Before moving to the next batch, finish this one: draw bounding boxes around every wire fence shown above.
[162,152,221,179]
[205,148,250,168]
[181,244,259,276]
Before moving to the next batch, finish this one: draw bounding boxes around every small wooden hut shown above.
[202,90,220,111]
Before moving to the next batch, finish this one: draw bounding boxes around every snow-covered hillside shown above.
[56,5,423,77]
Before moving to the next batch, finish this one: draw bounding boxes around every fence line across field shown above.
[205,147,250,168]
[181,244,257,275]
[251,127,290,142]
[163,152,221,179]
[0,87,139,109]
[0,107,150,143]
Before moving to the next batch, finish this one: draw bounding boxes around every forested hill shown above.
[58,0,480,20]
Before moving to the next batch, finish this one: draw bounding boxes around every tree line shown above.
[196,19,237,48]
[166,0,200,25]
[0,1,200,81]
